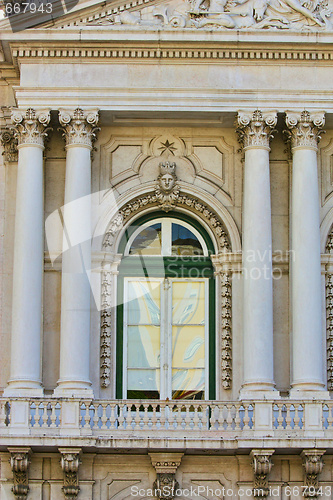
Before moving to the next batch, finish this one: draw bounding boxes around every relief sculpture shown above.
[100,0,332,29]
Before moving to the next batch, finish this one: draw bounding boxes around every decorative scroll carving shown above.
[155,161,180,212]
[301,450,325,498]
[59,108,100,149]
[9,448,31,500]
[100,270,112,388]
[221,272,232,389]
[149,453,183,500]
[326,273,333,390]
[103,192,231,252]
[1,129,18,162]
[95,0,333,30]
[285,111,325,150]
[236,110,277,150]
[59,448,81,500]
[251,450,274,500]
[11,108,51,147]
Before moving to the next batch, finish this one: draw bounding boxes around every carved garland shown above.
[326,229,333,390]
[221,272,232,389]
[100,271,112,388]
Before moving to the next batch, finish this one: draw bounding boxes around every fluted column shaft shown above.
[286,111,326,394]
[237,110,277,397]
[54,109,99,397]
[4,109,51,396]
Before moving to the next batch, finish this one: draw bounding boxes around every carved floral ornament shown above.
[93,0,333,30]
[59,448,81,500]
[236,110,277,150]
[285,111,325,150]
[58,108,100,148]
[8,448,31,500]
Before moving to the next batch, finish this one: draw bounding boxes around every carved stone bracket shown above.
[251,449,275,499]
[59,108,100,149]
[8,447,31,500]
[301,450,325,498]
[149,453,183,500]
[236,110,277,150]
[285,111,325,150]
[11,108,51,147]
[0,128,18,162]
[59,448,81,500]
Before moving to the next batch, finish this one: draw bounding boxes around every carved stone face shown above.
[160,173,175,192]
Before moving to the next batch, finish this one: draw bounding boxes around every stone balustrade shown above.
[1,398,333,448]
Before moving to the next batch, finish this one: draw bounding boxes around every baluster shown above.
[41,403,48,428]
[141,405,148,430]
[294,405,300,429]
[29,403,34,428]
[109,404,116,430]
[285,405,292,430]
[243,404,250,430]
[82,403,90,429]
[226,404,233,430]
[100,404,108,430]
[151,404,158,430]
[234,405,241,431]
[50,403,57,428]
[202,404,208,429]
[192,405,200,430]
[176,406,182,429]
[327,404,333,428]
[276,404,283,429]
[160,403,166,430]
[0,402,6,428]
[92,404,99,430]
[118,404,125,429]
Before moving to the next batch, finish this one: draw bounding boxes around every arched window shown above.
[116,211,215,401]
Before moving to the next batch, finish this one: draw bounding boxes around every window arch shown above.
[116,211,216,401]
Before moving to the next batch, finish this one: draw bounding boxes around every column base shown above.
[289,388,330,400]
[3,379,44,398]
[53,380,94,399]
[239,381,279,400]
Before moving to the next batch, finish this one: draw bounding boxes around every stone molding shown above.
[251,449,274,499]
[236,110,277,150]
[11,108,51,148]
[285,111,325,150]
[301,450,325,498]
[149,453,183,500]
[8,447,31,500]
[58,108,100,149]
[59,448,82,500]
[0,128,18,162]
[11,47,333,63]
[326,273,333,390]
[103,191,231,252]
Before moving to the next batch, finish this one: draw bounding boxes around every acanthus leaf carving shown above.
[59,448,81,500]
[0,128,18,162]
[251,450,274,500]
[150,453,183,500]
[236,110,277,150]
[9,448,31,500]
[285,111,325,150]
[11,108,52,148]
[59,108,100,149]
[301,450,325,498]
[100,270,112,388]
[221,271,232,389]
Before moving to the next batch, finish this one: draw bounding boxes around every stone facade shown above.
[1,1,333,498]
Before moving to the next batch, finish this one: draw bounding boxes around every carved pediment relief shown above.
[86,0,333,30]
[100,133,234,202]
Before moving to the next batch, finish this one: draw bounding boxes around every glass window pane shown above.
[129,223,162,255]
[171,223,203,256]
[127,369,160,392]
[127,326,160,368]
[172,369,205,400]
[127,281,161,325]
[172,281,205,325]
[172,326,205,369]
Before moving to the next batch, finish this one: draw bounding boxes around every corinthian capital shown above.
[285,111,325,150]
[11,108,51,148]
[236,110,277,150]
[59,108,100,148]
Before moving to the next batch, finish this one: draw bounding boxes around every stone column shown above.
[286,111,326,395]
[54,108,99,397]
[237,110,277,398]
[4,109,51,396]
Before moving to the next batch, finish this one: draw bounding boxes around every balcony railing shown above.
[1,398,333,448]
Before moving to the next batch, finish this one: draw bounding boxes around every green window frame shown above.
[116,211,216,400]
